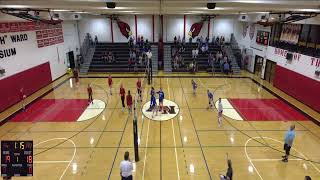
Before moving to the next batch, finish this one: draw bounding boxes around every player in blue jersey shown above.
[157,87,165,112]
[149,87,156,110]
[191,79,197,95]
[207,89,214,109]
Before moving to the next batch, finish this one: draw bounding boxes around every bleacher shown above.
[89,43,146,73]
[170,43,223,73]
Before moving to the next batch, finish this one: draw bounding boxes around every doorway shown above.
[264,59,277,84]
[254,55,264,76]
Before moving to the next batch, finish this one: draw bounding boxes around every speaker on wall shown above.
[106,2,116,9]
[207,3,216,9]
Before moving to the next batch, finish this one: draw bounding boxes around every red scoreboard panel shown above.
[1,141,33,177]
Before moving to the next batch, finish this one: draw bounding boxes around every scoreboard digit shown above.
[1,141,33,177]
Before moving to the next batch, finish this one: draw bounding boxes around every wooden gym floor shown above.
[0,72,320,180]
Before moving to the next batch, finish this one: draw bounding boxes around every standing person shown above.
[73,68,79,85]
[87,84,93,104]
[157,87,164,112]
[108,74,113,95]
[20,88,26,111]
[136,78,142,102]
[220,157,233,180]
[207,89,214,109]
[218,98,223,126]
[126,90,133,114]
[149,87,156,110]
[282,124,296,162]
[120,151,133,180]
[191,79,197,95]
[120,84,126,111]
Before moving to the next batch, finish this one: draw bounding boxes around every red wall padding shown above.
[273,65,320,113]
[0,62,52,112]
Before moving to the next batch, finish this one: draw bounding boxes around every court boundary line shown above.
[245,136,320,180]
[34,138,76,180]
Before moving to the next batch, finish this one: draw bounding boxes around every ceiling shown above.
[1,0,320,15]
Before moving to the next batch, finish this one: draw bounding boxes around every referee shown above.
[282,124,296,162]
[120,151,133,180]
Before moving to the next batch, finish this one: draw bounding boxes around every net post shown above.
[133,98,139,162]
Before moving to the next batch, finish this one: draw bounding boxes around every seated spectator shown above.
[138,53,143,64]
[208,52,214,67]
[201,42,208,54]
[181,37,186,52]
[179,54,185,67]
[223,61,230,74]
[101,52,108,63]
[177,36,181,44]
[220,36,225,45]
[173,54,179,70]
[107,52,115,63]
[128,58,133,71]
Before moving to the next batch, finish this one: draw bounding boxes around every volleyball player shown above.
[191,79,197,95]
[207,89,214,109]
[120,84,126,111]
[137,78,142,102]
[149,87,156,111]
[157,87,164,112]
[126,90,133,114]
[87,84,93,104]
[218,98,223,126]
[108,74,113,95]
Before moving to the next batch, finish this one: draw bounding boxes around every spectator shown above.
[101,52,108,63]
[212,36,216,45]
[128,36,134,49]
[173,54,179,70]
[305,176,312,180]
[189,37,192,44]
[220,159,233,180]
[120,151,133,180]
[145,39,151,52]
[107,52,115,63]
[94,35,98,45]
[146,49,152,63]
[128,58,133,71]
[216,36,220,45]
[282,124,296,162]
[208,52,214,67]
[181,37,186,52]
[205,36,209,43]
[223,61,230,74]
[174,36,177,45]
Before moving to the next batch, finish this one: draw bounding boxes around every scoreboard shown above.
[1,141,33,177]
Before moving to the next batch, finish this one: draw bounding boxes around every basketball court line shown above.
[179,78,213,180]
[245,136,320,180]
[167,78,181,180]
[34,138,76,180]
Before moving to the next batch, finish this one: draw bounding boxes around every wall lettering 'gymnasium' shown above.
[0,33,28,59]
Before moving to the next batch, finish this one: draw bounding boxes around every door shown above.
[254,55,263,76]
[68,51,75,69]
[264,60,277,84]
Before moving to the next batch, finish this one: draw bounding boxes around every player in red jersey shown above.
[120,84,126,111]
[108,74,113,95]
[87,84,93,104]
[136,78,142,102]
[20,88,26,111]
[126,90,133,114]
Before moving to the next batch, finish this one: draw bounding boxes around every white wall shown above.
[165,15,184,42]
[0,13,80,80]
[78,15,112,44]
[212,16,237,42]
